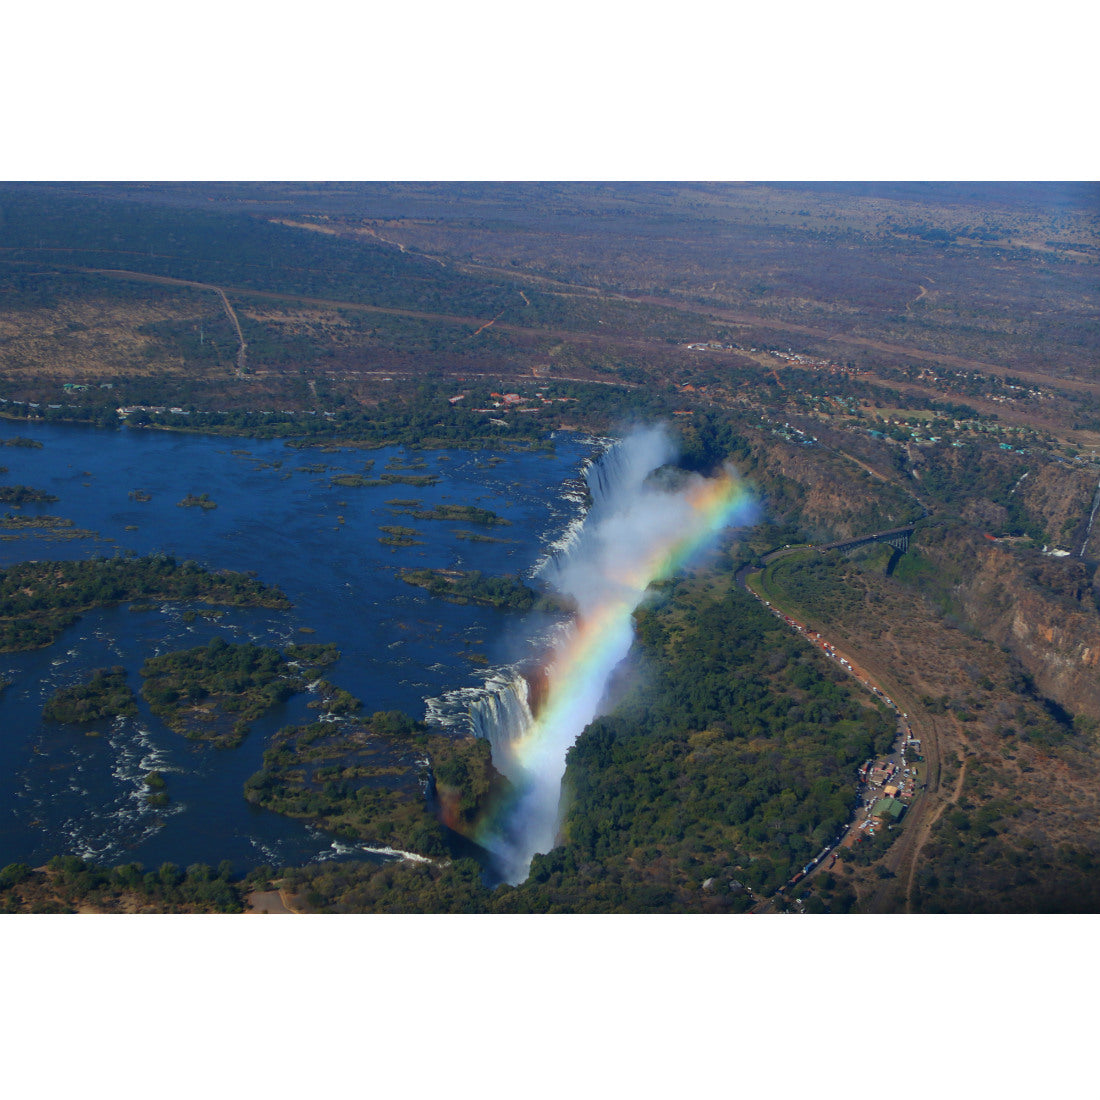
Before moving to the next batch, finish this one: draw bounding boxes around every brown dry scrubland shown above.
[764,533,1100,912]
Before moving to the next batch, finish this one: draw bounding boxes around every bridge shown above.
[815,525,915,555]
[756,524,919,567]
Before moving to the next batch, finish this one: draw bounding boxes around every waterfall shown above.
[536,427,676,592]
[449,433,657,762]
[429,424,757,885]
[467,668,537,783]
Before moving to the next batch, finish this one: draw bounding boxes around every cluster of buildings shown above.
[467,390,576,415]
[683,339,859,379]
[684,341,739,352]
[857,733,923,839]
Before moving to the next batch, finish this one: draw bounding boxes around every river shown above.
[0,419,593,872]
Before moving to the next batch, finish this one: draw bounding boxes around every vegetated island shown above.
[305,679,362,716]
[400,568,569,612]
[143,771,169,807]
[331,472,440,488]
[378,525,423,547]
[384,456,429,471]
[139,636,340,748]
[0,485,59,505]
[244,711,507,858]
[0,554,291,652]
[390,503,510,526]
[178,492,217,510]
[1,437,43,449]
[0,514,99,540]
[454,529,512,544]
[284,641,341,669]
[42,666,138,724]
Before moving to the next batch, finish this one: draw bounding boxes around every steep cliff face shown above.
[1016,462,1098,550]
[898,442,1094,549]
[1004,592,1100,719]
[916,524,1100,720]
[749,433,918,541]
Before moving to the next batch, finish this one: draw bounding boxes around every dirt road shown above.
[214,287,248,376]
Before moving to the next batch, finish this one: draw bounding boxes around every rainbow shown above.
[465,463,757,882]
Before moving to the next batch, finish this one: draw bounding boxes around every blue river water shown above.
[0,419,593,872]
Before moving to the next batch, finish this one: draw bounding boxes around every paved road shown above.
[736,559,944,912]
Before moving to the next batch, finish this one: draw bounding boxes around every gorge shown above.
[455,425,759,883]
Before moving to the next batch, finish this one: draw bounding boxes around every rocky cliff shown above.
[748,430,919,542]
[915,523,1100,721]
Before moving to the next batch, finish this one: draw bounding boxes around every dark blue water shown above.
[0,419,592,871]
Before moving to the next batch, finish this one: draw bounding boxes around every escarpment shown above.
[915,525,1100,721]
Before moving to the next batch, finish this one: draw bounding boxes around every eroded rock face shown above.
[751,434,918,542]
[919,525,1100,721]
[1016,463,1099,552]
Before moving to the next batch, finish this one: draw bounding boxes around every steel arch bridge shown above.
[815,525,915,555]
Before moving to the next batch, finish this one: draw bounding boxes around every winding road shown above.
[737,548,945,913]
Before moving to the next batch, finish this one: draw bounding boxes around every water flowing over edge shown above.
[423,425,758,884]
[422,433,613,744]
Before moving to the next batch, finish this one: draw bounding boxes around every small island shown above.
[378,525,423,547]
[42,666,138,724]
[178,492,217,510]
[0,486,59,505]
[399,568,569,612]
[139,636,326,748]
[390,503,510,526]
[0,554,291,652]
[0,514,97,540]
[305,679,362,716]
[331,472,440,488]
[454,529,512,544]
[285,641,341,668]
[143,771,170,807]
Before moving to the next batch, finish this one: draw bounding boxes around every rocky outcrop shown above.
[750,432,919,542]
[916,524,1100,720]
[1016,462,1097,550]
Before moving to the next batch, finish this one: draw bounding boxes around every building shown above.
[872,797,906,823]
